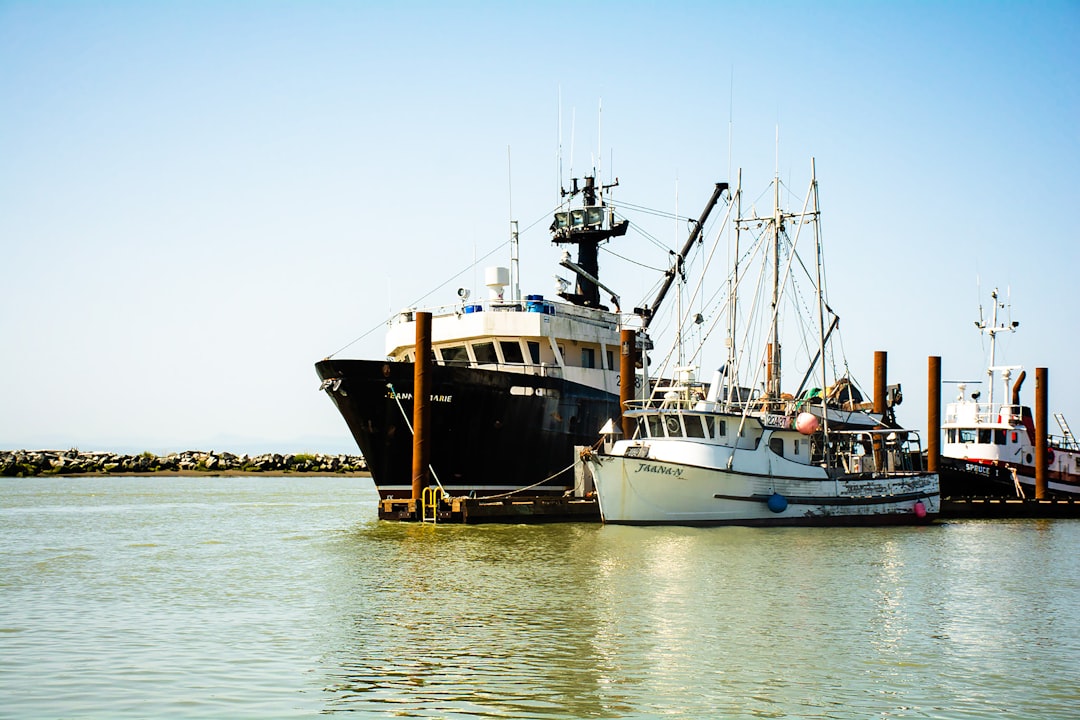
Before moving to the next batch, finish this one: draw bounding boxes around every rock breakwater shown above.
[0,449,368,477]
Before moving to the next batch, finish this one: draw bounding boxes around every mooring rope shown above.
[476,459,580,500]
[386,383,448,498]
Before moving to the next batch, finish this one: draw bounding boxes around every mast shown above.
[551,175,628,308]
[977,288,1018,408]
[768,171,782,399]
[726,170,741,405]
[812,158,828,434]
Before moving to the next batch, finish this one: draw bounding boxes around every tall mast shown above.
[768,171,782,399]
[726,169,742,405]
[812,158,827,433]
[979,288,1017,407]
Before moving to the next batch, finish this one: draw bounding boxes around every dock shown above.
[941,496,1080,519]
[378,494,600,524]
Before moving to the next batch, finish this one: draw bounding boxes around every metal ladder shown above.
[1054,413,1076,448]
[421,486,440,523]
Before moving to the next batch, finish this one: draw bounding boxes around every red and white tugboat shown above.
[940,289,1080,498]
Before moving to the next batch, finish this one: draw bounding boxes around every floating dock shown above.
[941,496,1080,519]
[378,495,600,524]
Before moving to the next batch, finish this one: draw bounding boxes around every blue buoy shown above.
[767,492,788,513]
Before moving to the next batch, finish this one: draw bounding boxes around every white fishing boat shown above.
[940,289,1080,497]
[582,161,940,526]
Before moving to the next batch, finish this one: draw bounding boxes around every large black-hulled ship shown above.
[316,176,726,499]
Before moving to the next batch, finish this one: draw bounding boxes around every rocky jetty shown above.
[0,449,368,477]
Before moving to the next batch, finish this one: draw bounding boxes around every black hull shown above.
[316,359,620,499]
[939,456,1080,499]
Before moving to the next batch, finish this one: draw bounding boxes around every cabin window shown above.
[704,416,716,438]
[606,350,615,370]
[647,415,664,438]
[664,415,683,437]
[770,437,784,457]
[959,429,976,444]
[1010,431,1018,444]
[474,342,498,364]
[557,344,566,364]
[582,348,596,369]
[440,346,469,364]
[685,415,706,438]
[978,429,992,444]
[527,341,541,364]
[994,429,1007,445]
[717,419,727,437]
[500,341,524,364]
[794,439,801,455]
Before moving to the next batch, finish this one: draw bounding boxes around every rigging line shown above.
[612,199,692,221]
[476,459,579,499]
[599,245,667,273]
[386,382,448,497]
[325,239,511,358]
[616,214,672,252]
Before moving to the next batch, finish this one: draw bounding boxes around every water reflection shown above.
[319,519,1080,718]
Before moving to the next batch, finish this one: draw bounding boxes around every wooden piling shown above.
[873,351,887,416]
[1036,367,1048,499]
[411,312,433,501]
[927,355,941,473]
[620,329,636,439]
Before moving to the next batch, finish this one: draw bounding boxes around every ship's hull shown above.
[584,454,939,526]
[939,455,1080,499]
[316,359,620,498]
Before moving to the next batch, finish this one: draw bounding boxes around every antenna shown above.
[597,97,602,183]
[569,107,576,183]
[557,87,563,203]
[727,65,734,186]
[508,145,520,302]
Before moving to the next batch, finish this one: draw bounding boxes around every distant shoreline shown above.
[1,449,369,478]
[47,470,374,478]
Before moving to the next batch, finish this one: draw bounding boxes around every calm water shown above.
[2,476,1078,719]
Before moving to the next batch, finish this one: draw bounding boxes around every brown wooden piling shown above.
[927,355,941,473]
[1036,366,1048,499]
[411,312,433,501]
[620,328,636,439]
[873,351,887,416]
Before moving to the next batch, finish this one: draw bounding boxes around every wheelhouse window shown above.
[474,342,498,364]
[663,415,683,437]
[958,429,977,444]
[500,341,524,364]
[440,346,468,364]
[714,419,727,438]
[581,347,596,369]
[606,350,615,370]
[527,341,541,364]
[684,414,706,438]
[769,436,784,457]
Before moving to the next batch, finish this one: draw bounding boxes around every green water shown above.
[2,476,1078,718]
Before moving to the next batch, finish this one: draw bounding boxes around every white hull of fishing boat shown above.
[585,442,939,526]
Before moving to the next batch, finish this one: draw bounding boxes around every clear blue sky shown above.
[2,1,1077,454]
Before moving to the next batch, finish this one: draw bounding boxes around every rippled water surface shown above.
[2,475,1079,719]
